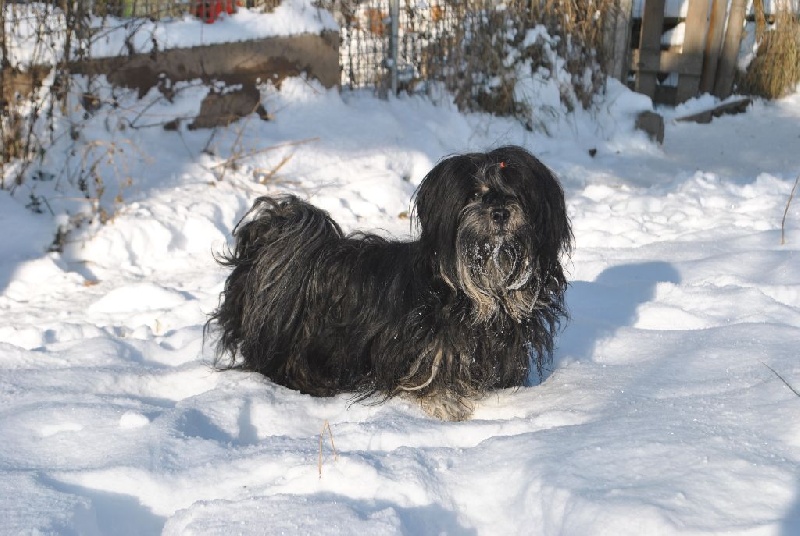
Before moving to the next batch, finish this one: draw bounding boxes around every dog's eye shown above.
[471,191,483,202]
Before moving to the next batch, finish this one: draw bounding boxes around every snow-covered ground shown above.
[2,16,800,535]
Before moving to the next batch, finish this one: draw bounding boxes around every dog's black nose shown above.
[491,207,510,224]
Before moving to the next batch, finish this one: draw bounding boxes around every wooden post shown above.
[604,0,634,82]
[714,0,747,99]
[699,0,728,94]
[675,0,710,103]
[389,0,399,96]
[635,0,666,99]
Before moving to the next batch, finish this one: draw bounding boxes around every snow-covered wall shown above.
[73,31,340,96]
[0,1,338,69]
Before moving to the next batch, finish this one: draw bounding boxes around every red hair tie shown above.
[499,161,506,169]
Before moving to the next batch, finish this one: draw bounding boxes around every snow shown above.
[3,9,800,536]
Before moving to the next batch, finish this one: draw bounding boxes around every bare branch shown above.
[762,362,800,398]
[781,174,799,245]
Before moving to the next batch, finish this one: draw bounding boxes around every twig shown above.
[127,82,205,129]
[209,137,319,170]
[781,173,799,245]
[202,128,219,157]
[255,152,294,184]
[215,103,259,182]
[318,420,339,479]
[762,362,800,397]
[126,115,197,130]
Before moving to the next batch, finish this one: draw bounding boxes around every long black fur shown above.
[206,145,571,420]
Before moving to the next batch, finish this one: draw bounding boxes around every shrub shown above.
[424,0,613,129]
[740,8,800,99]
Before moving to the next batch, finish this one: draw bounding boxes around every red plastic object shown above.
[194,0,238,23]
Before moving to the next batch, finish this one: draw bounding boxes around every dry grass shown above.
[741,8,800,99]
[546,0,616,109]
[318,420,339,478]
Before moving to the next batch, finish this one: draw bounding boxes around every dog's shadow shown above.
[541,261,681,380]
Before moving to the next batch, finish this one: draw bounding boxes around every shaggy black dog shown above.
[207,145,571,420]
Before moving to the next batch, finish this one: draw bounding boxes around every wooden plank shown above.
[674,97,751,123]
[631,49,704,75]
[676,0,710,103]
[635,0,666,98]
[714,0,748,99]
[604,0,634,82]
[700,0,728,93]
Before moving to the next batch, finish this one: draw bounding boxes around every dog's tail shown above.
[205,195,343,369]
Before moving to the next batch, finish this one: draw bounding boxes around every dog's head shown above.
[414,145,572,321]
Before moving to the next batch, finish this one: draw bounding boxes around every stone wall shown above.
[75,31,340,128]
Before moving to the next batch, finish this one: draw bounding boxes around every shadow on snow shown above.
[555,261,681,368]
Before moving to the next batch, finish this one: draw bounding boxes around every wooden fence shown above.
[607,0,749,105]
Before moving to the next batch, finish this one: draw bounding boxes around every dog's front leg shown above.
[394,342,477,421]
[417,390,475,421]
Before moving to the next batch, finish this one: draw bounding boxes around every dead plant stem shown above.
[318,420,339,478]
[762,362,800,397]
[209,137,319,170]
[781,173,799,245]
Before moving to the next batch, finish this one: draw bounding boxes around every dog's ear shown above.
[491,146,572,261]
[415,155,468,238]
[413,153,480,282]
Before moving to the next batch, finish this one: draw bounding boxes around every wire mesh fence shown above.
[322,0,608,112]
[322,0,462,92]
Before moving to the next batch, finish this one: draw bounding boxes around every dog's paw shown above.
[418,391,475,421]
